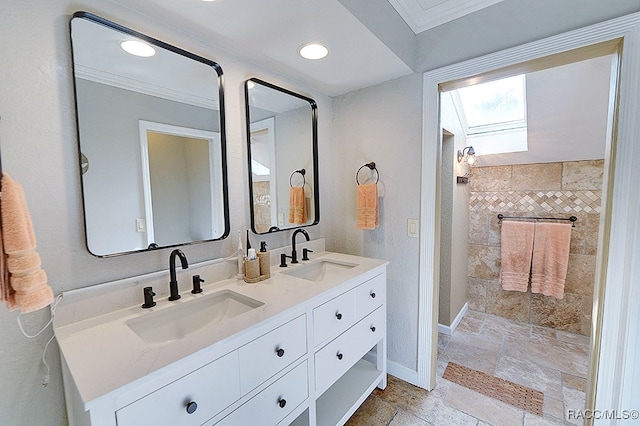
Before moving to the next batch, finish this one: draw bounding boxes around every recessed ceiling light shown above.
[120,40,156,57]
[299,43,328,60]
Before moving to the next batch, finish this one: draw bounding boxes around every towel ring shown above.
[290,169,306,188]
[356,162,379,185]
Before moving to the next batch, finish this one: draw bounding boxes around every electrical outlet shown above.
[407,219,419,238]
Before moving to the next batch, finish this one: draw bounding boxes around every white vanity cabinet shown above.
[57,252,387,426]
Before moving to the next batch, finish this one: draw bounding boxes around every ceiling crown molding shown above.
[388,0,506,34]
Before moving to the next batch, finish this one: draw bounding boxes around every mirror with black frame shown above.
[245,78,319,234]
[70,12,230,257]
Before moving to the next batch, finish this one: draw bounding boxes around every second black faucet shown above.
[168,249,189,301]
[291,228,310,264]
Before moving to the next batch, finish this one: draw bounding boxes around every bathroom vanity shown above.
[54,248,387,426]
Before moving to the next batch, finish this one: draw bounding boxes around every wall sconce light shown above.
[457,146,476,165]
[456,146,476,184]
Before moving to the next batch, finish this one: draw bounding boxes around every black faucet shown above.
[291,228,310,264]
[168,249,189,301]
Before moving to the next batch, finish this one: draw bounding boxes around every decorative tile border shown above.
[470,191,601,214]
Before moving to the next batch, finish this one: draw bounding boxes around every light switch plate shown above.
[136,218,146,233]
[407,218,419,238]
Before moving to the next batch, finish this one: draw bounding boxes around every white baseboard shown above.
[437,302,468,336]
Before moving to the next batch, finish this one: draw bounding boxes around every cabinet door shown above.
[239,314,307,393]
[116,351,240,426]
[313,290,355,346]
[215,361,308,426]
[354,273,385,318]
[314,306,385,395]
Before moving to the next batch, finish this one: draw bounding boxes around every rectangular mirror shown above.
[70,12,230,256]
[245,78,319,234]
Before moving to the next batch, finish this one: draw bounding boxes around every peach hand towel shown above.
[531,222,572,299]
[0,216,12,309]
[499,220,535,292]
[1,173,53,313]
[356,183,379,230]
[288,186,307,225]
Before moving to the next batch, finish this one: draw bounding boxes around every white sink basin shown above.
[126,289,263,345]
[281,259,358,282]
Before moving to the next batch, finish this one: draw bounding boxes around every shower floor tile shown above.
[347,312,589,425]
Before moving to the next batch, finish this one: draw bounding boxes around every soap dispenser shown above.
[257,241,270,279]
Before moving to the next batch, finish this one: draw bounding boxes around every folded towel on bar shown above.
[0,173,53,313]
[356,183,379,230]
[288,186,307,225]
[499,220,535,292]
[531,222,572,299]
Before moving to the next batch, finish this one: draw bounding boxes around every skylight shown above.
[455,74,526,134]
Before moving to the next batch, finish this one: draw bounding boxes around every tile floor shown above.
[347,311,591,426]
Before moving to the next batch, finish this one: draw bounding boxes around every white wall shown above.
[331,73,423,371]
[0,1,332,424]
[439,93,470,327]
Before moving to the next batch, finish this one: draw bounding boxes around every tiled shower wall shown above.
[467,160,604,336]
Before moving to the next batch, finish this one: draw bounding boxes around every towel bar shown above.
[497,214,577,227]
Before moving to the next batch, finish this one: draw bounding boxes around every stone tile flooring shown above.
[346,311,591,426]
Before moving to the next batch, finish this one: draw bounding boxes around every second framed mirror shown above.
[245,78,319,234]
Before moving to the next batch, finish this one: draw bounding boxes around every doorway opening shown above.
[434,53,613,422]
[417,16,640,420]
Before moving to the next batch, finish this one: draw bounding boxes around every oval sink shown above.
[126,289,263,345]
[281,259,357,282]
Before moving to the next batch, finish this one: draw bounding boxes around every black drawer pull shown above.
[370,291,376,298]
[276,348,285,357]
[186,401,198,414]
[337,352,343,360]
[278,398,287,408]
[370,325,376,332]
[336,312,342,320]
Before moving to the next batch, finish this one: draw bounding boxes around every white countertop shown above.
[54,251,387,408]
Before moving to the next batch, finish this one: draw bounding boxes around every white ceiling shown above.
[109,0,415,96]
[387,0,506,33]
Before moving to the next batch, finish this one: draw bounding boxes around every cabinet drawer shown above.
[116,351,240,426]
[313,290,355,346]
[314,306,385,394]
[239,315,307,393]
[355,273,385,317]
[215,361,308,426]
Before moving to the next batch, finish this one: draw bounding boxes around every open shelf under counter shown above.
[315,359,385,426]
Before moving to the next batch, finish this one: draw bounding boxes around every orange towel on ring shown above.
[499,221,535,292]
[356,183,379,230]
[531,222,572,299]
[1,173,53,313]
[288,186,307,225]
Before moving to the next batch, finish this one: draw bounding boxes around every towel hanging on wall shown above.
[288,169,307,225]
[356,162,380,230]
[0,173,54,313]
